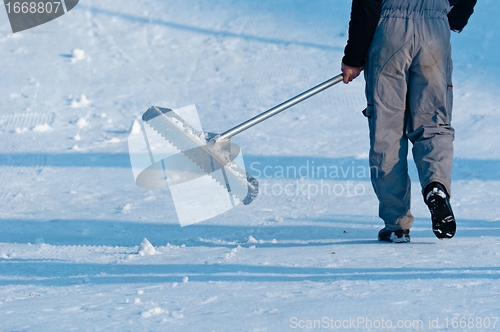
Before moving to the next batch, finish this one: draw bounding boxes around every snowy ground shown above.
[1,0,500,331]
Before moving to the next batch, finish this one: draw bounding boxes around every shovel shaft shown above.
[216,73,344,142]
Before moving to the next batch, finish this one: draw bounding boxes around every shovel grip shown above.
[216,73,344,142]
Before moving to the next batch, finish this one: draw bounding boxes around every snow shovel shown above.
[142,73,344,205]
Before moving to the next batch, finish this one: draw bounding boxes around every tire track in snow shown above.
[0,112,55,133]
[0,86,56,214]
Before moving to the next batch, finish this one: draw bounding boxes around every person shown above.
[341,0,477,242]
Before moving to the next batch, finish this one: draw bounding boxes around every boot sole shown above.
[428,197,456,240]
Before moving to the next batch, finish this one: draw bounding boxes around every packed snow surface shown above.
[1,0,500,331]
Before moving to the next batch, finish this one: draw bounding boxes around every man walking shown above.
[342,0,476,242]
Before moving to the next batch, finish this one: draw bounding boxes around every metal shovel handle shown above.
[215,73,344,143]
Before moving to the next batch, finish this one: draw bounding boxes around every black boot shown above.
[424,182,456,240]
[378,228,410,243]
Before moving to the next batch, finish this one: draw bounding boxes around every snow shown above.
[138,238,156,256]
[71,96,91,108]
[426,187,448,201]
[32,123,52,133]
[0,0,499,331]
[71,48,86,62]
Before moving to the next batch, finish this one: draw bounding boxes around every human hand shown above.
[341,63,363,84]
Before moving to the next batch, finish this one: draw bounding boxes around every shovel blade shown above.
[142,106,258,204]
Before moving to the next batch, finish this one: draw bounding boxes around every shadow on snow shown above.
[0,260,499,286]
[1,153,499,181]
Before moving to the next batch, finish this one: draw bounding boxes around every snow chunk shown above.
[225,245,240,259]
[75,117,88,128]
[254,307,279,315]
[246,236,258,244]
[14,127,28,134]
[138,238,156,256]
[73,134,81,141]
[182,276,188,283]
[33,124,52,132]
[201,296,218,304]
[141,307,165,318]
[71,49,85,62]
[121,204,131,214]
[71,95,90,108]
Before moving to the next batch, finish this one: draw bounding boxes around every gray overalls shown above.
[364,0,454,231]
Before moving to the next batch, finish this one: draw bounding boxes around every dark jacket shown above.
[342,0,477,68]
